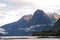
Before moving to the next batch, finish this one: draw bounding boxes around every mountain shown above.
[1,15,32,36]
[23,14,32,22]
[53,13,60,20]
[1,9,52,36]
[52,18,60,32]
[28,9,51,26]
[47,13,56,23]
[32,18,60,36]
[26,9,52,32]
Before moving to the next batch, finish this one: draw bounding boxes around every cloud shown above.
[0,10,22,26]
[0,3,6,7]
[0,3,36,27]
[8,0,60,7]
[0,28,8,34]
[8,0,33,4]
[1,0,60,11]
[7,0,34,8]
[25,24,52,32]
[15,24,52,32]
[7,0,60,13]
[18,28,24,30]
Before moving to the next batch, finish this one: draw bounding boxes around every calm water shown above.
[0,38,60,40]
[0,36,60,40]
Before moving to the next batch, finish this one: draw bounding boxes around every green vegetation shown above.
[32,31,60,36]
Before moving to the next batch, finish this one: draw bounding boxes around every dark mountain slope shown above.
[52,18,60,32]
[28,9,51,26]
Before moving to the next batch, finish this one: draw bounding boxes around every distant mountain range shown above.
[1,9,58,36]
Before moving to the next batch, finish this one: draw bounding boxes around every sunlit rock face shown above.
[23,14,32,21]
[53,14,60,20]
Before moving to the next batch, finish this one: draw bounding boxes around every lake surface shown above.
[0,36,60,40]
[0,38,60,40]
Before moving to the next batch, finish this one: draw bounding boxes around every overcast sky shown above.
[0,0,60,26]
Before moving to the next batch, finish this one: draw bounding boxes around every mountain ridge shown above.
[1,9,54,36]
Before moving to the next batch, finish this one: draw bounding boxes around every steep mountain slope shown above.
[1,15,32,36]
[52,18,60,32]
[28,9,51,26]
[1,9,52,36]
